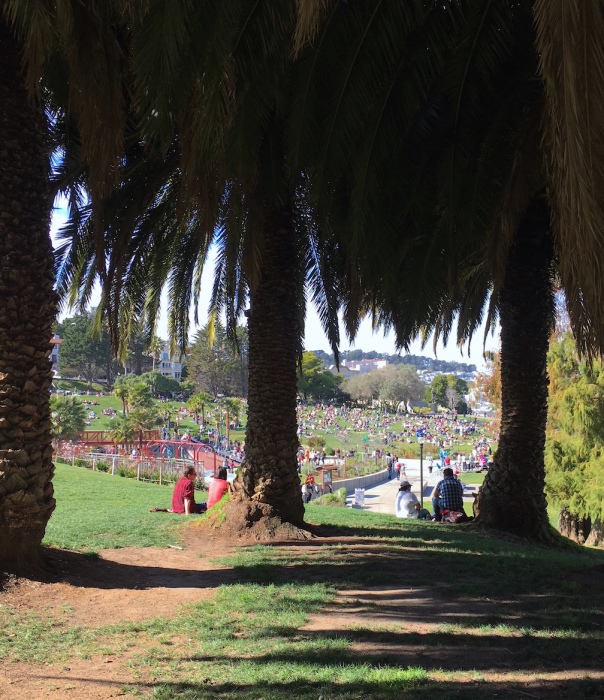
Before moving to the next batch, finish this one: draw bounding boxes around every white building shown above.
[159,343,183,381]
[340,358,389,375]
[50,334,62,375]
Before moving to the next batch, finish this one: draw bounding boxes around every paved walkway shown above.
[346,459,479,515]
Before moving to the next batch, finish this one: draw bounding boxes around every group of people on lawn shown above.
[160,465,230,514]
[167,462,464,521]
[395,467,464,521]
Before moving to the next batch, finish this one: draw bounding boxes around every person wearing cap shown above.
[395,481,431,520]
[431,467,464,521]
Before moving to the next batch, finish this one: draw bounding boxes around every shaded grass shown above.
[6,471,604,699]
[43,463,206,551]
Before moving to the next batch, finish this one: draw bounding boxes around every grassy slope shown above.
[43,464,208,551]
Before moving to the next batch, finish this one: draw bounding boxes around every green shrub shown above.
[314,487,347,507]
[96,461,109,473]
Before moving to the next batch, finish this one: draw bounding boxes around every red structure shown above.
[78,429,160,447]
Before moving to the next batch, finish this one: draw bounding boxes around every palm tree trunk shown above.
[239,202,304,525]
[475,197,554,537]
[0,20,57,571]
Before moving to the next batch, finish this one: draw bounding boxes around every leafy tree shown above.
[179,379,196,397]
[128,380,155,412]
[126,330,154,376]
[298,352,343,401]
[427,375,468,412]
[140,370,181,396]
[545,333,604,546]
[379,365,424,410]
[344,368,392,404]
[188,323,248,400]
[473,352,502,412]
[49,396,86,447]
[57,313,114,389]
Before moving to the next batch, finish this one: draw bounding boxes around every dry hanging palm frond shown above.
[294,0,335,53]
[535,0,604,358]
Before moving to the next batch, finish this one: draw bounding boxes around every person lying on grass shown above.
[151,465,230,514]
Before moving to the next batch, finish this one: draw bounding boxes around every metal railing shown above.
[56,449,207,488]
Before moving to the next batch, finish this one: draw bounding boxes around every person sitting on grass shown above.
[395,481,431,520]
[171,465,207,514]
[431,467,464,522]
[207,467,230,510]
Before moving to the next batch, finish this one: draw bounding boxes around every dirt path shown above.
[2,534,603,700]
[0,533,239,700]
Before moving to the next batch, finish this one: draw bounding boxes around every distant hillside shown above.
[311,349,476,374]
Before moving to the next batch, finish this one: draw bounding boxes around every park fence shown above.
[56,449,207,490]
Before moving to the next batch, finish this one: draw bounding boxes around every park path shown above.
[347,459,478,515]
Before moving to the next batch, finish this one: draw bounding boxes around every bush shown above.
[306,435,326,451]
[96,461,109,472]
[325,447,335,456]
[314,488,347,507]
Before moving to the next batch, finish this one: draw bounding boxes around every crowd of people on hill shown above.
[296,402,497,460]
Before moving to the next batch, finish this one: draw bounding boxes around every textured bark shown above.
[475,197,554,537]
[237,202,304,525]
[0,21,57,571]
[585,519,603,548]
[558,507,591,545]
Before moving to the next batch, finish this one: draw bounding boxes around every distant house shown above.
[50,334,62,375]
[340,358,389,375]
[159,343,184,381]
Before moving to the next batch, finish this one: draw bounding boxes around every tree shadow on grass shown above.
[0,546,240,590]
[47,674,603,700]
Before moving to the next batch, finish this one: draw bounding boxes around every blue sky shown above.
[51,202,499,369]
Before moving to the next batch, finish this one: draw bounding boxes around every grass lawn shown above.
[43,464,207,551]
[4,466,604,699]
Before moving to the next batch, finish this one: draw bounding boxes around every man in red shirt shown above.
[171,466,206,514]
[207,467,230,509]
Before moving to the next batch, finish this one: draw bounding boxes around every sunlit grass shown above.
[43,463,203,551]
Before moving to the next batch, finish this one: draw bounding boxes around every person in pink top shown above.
[207,467,230,509]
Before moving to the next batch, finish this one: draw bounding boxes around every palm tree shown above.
[0,2,130,570]
[291,0,604,538]
[187,392,213,427]
[149,336,164,372]
[1,18,59,571]
[113,376,131,416]
[223,397,243,445]
[56,1,345,530]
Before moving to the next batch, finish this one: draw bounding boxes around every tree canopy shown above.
[297,352,343,401]
[56,313,115,387]
[545,333,604,537]
[187,322,248,400]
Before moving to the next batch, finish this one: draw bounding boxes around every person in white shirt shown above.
[395,481,431,520]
